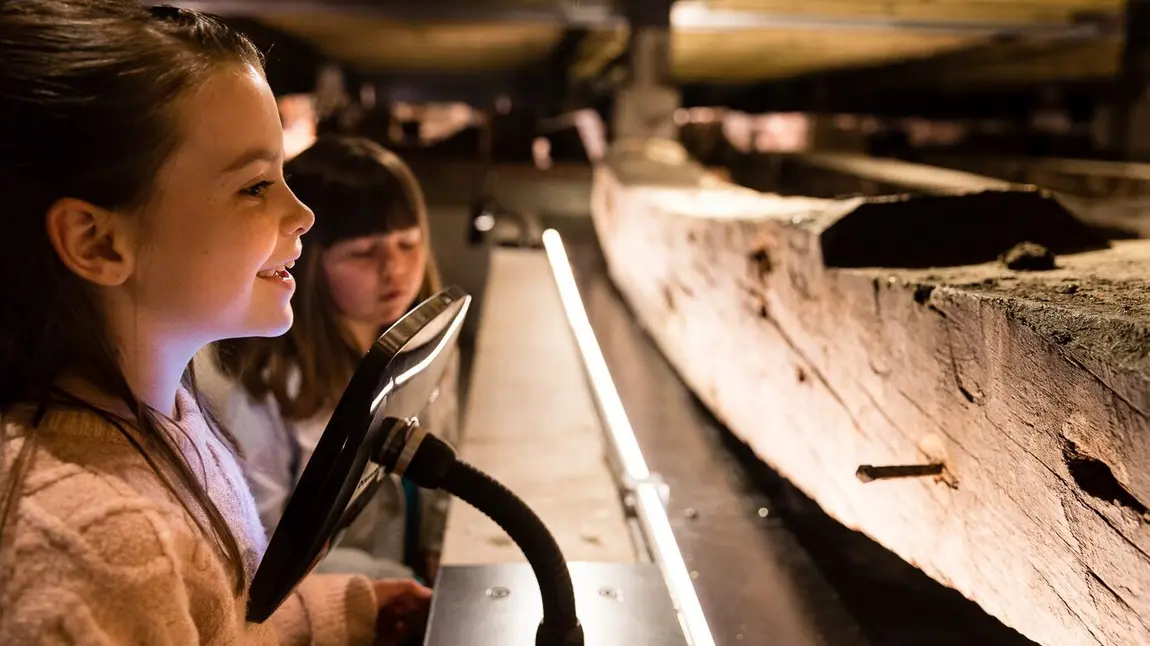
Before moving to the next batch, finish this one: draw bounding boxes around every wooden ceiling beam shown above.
[166,0,624,26]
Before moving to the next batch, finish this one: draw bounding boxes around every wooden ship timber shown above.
[589,139,1150,646]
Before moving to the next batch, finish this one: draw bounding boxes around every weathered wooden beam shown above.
[590,139,1150,646]
[703,0,1124,28]
[256,14,566,74]
[861,38,1121,89]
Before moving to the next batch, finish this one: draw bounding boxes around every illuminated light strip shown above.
[541,228,716,646]
[541,229,650,482]
[635,484,716,646]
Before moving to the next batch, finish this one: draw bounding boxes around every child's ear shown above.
[44,197,136,287]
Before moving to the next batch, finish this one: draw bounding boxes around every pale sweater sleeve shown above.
[1,454,377,646]
[266,574,379,646]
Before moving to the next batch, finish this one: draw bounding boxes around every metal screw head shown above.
[684,507,698,519]
[485,586,511,599]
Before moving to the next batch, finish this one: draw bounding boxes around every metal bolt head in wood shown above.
[855,463,945,483]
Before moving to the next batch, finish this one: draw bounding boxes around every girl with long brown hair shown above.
[0,2,428,643]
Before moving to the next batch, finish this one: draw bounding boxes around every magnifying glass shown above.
[246,286,583,646]
[247,286,470,622]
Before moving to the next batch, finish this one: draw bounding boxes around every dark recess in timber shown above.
[913,285,935,305]
[958,385,976,403]
[1063,440,1149,516]
[819,190,1110,270]
[749,247,774,278]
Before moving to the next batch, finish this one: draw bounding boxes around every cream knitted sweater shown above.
[0,388,378,645]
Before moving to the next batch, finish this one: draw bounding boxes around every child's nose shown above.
[284,196,314,236]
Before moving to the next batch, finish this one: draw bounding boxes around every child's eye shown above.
[242,180,275,198]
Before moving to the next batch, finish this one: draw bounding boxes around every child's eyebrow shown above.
[220,148,279,175]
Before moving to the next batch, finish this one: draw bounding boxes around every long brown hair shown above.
[0,2,264,594]
[215,136,442,421]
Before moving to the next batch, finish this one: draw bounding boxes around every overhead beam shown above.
[850,38,1121,90]
[702,29,1119,113]
[169,0,1120,37]
[670,0,1119,38]
[166,0,625,26]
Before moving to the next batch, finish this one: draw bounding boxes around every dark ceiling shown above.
[173,0,1131,118]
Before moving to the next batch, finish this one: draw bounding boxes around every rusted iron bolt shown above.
[856,463,944,483]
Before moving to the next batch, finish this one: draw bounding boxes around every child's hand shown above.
[424,551,441,584]
[373,579,432,646]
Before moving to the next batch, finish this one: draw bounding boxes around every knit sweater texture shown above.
[0,388,378,645]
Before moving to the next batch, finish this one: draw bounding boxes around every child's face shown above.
[130,64,314,342]
[322,226,427,330]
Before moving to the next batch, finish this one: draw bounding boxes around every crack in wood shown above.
[1032,566,1107,646]
[1087,569,1146,630]
[972,420,1150,573]
[788,267,812,300]
[760,312,868,438]
[868,357,892,377]
[1062,353,1148,421]
[1086,502,1150,561]
[938,309,982,405]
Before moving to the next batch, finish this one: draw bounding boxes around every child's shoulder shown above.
[0,413,254,644]
[2,410,208,568]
